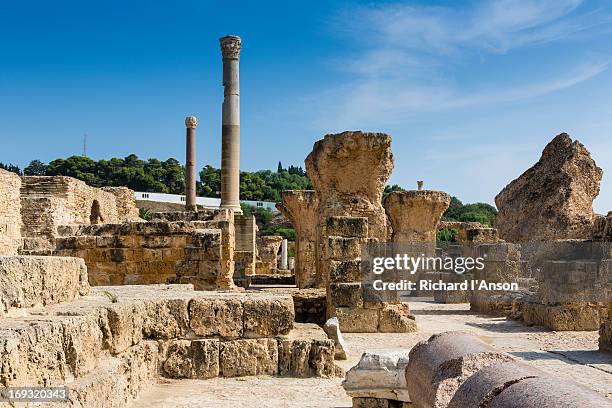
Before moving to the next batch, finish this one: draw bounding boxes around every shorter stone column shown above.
[276,190,319,288]
[280,239,288,270]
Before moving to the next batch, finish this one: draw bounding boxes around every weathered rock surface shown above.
[255,235,283,275]
[405,331,514,408]
[384,191,450,243]
[162,339,220,379]
[0,169,22,256]
[343,349,411,402]
[278,323,342,378]
[219,338,279,377]
[323,316,348,359]
[593,211,612,241]
[277,190,319,288]
[0,256,89,313]
[495,133,602,242]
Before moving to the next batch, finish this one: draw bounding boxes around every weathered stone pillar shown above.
[185,116,198,211]
[280,239,288,270]
[277,190,320,288]
[305,131,394,285]
[219,35,242,214]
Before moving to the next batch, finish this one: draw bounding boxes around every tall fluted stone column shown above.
[219,35,242,214]
[185,116,198,211]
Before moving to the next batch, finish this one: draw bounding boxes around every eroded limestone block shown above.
[378,304,417,333]
[142,298,190,339]
[66,340,159,408]
[219,338,278,377]
[323,317,348,359]
[336,307,379,333]
[162,339,219,379]
[278,322,341,378]
[405,331,514,408]
[306,131,393,242]
[277,190,319,288]
[384,191,450,243]
[0,256,90,313]
[343,349,411,402]
[189,297,243,338]
[521,301,607,331]
[100,302,145,354]
[242,296,294,338]
[537,260,610,305]
[495,133,602,242]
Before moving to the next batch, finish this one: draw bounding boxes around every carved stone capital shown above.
[185,116,198,129]
[220,35,242,59]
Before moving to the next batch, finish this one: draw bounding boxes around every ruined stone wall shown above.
[54,220,229,288]
[150,210,235,288]
[0,169,21,255]
[20,176,139,254]
[593,212,612,241]
[102,186,141,221]
[438,221,499,243]
[277,190,319,288]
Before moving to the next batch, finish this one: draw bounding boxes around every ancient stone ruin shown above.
[495,133,603,242]
[1,94,611,406]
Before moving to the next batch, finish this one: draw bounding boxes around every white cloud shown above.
[315,0,611,128]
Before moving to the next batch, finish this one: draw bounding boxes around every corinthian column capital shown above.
[220,35,242,59]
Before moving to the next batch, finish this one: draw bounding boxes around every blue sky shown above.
[1,0,611,212]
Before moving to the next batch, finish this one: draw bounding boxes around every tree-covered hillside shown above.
[20,156,311,202]
[17,156,496,226]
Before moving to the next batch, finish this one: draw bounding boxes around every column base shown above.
[219,204,243,214]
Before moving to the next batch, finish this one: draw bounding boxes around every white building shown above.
[134,191,278,212]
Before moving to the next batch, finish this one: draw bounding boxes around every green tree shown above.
[0,162,22,175]
[442,196,497,227]
[383,184,405,201]
[24,160,48,176]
